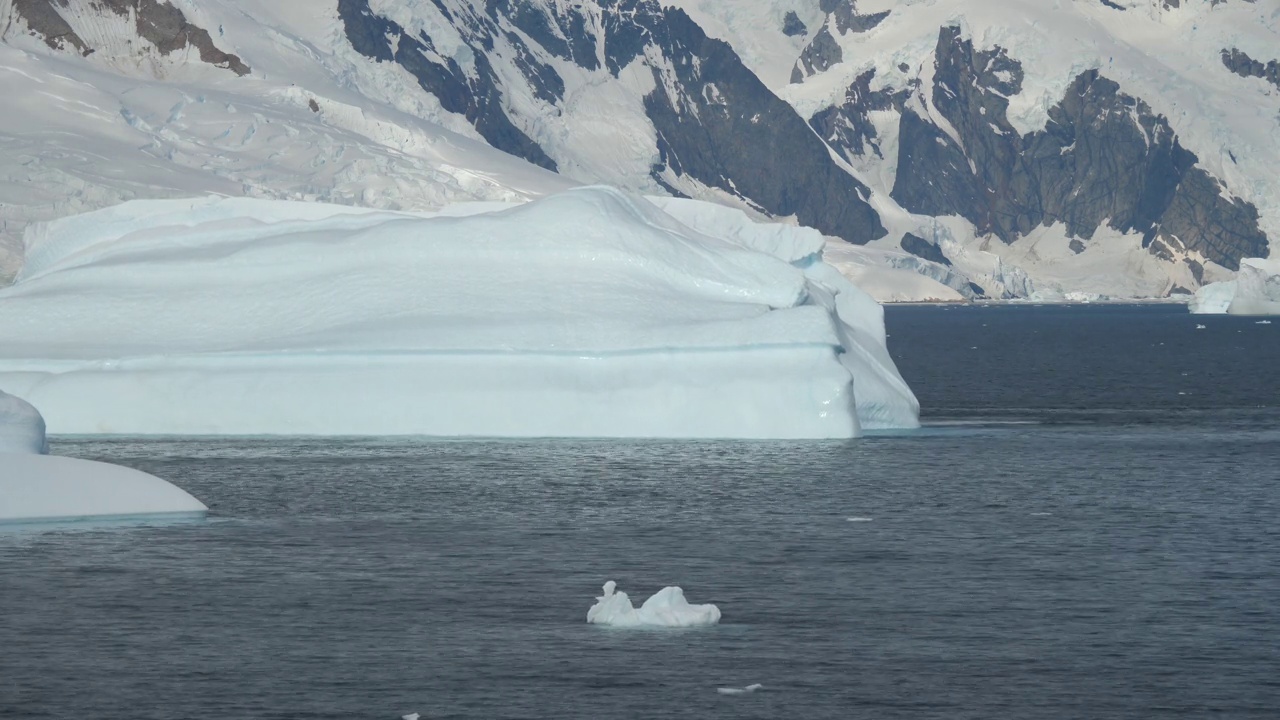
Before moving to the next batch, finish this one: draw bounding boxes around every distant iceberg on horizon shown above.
[0,187,919,439]
[0,390,207,525]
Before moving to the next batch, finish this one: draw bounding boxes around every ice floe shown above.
[586,581,721,628]
[0,390,206,524]
[717,684,764,695]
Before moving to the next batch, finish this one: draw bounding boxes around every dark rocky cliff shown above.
[818,26,1267,271]
[337,0,886,243]
[11,0,248,74]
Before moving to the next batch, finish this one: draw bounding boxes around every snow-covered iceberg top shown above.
[0,187,919,438]
[0,391,207,524]
[0,389,47,454]
[1190,258,1280,315]
[586,581,721,628]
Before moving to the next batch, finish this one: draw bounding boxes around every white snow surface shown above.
[587,581,721,628]
[0,187,919,438]
[0,390,47,455]
[1190,258,1280,316]
[0,454,207,523]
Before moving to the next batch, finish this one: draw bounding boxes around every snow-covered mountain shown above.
[1,0,1276,299]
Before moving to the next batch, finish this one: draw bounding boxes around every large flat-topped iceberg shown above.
[0,188,918,438]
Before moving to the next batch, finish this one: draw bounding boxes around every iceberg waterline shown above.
[0,187,919,438]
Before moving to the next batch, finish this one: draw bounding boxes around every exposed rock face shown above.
[900,232,952,267]
[10,0,248,75]
[790,25,841,83]
[642,10,885,243]
[809,68,908,160]
[792,1,888,84]
[884,27,1266,270]
[1221,48,1280,90]
[338,0,558,170]
[782,11,806,37]
[338,0,886,244]
[10,0,90,55]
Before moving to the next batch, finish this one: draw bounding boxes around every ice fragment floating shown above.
[0,391,206,524]
[586,580,721,628]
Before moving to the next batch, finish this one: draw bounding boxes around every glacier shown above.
[0,390,207,524]
[1190,258,1280,316]
[0,187,919,439]
[586,581,721,628]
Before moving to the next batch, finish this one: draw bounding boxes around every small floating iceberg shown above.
[586,581,721,628]
[0,390,206,524]
[717,684,764,695]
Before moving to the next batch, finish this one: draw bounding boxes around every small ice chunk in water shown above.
[586,581,721,628]
[717,684,765,695]
[402,714,420,720]
[846,517,874,522]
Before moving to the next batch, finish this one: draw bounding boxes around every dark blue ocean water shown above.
[2,304,1279,719]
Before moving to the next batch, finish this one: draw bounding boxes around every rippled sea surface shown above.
[3,304,1279,719]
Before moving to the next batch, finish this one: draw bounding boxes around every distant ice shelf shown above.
[0,187,919,439]
[586,581,721,628]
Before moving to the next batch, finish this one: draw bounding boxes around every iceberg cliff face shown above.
[1189,258,1280,316]
[0,187,918,438]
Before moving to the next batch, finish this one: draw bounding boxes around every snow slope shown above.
[0,187,919,438]
[7,0,1267,300]
[0,0,574,280]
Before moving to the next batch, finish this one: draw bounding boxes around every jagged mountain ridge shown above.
[1,0,1276,300]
